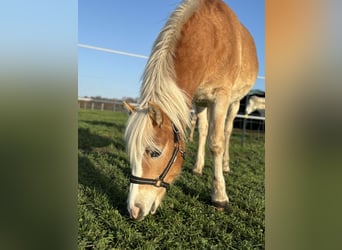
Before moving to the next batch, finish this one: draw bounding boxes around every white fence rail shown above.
[78,97,127,112]
[236,114,265,121]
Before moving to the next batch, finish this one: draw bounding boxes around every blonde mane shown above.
[125,0,200,167]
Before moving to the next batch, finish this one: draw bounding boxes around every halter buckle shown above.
[155,179,162,187]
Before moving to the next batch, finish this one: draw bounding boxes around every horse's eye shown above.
[149,150,161,158]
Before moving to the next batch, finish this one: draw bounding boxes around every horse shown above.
[124,0,258,220]
[245,95,265,116]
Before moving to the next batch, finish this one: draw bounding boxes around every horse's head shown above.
[245,96,265,115]
[124,101,185,220]
[245,96,256,115]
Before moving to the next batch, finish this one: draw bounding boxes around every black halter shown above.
[129,124,185,189]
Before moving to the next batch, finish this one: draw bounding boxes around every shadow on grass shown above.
[78,127,126,152]
[111,136,126,151]
[174,170,213,207]
[78,128,112,150]
[78,154,129,216]
[83,120,126,133]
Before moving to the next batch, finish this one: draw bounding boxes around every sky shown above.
[78,0,265,99]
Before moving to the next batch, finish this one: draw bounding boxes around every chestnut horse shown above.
[124,0,258,220]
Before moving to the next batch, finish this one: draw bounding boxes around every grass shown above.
[78,110,264,249]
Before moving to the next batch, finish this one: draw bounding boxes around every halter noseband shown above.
[129,124,185,189]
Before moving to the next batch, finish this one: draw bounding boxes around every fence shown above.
[78,97,265,145]
[235,114,265,145]
[78,97,127,112]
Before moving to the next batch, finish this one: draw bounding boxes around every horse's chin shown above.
[150,189,166,214]
[150,200,161,215]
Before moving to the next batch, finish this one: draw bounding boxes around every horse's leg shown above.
[189,113,197,142]
[223,101,240,173]
[192,106,208,175]
[208,96,230,208]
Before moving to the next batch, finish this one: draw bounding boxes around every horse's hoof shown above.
[213,201,229,211]
[223,169,230,175]
[223,166,230,174]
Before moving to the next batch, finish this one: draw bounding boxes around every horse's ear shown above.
[148,102,163,127]
[123,101,135,114]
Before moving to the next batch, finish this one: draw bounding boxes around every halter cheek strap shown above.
[129,124,184,189]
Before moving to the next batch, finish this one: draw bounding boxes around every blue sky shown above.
[78,0,264,99]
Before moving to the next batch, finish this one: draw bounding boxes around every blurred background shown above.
[1,0,342,249]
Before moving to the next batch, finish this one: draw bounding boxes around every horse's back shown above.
[174,0,258,103]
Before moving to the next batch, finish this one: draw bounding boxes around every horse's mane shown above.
[139,0,200,134]
[125,0,200,166]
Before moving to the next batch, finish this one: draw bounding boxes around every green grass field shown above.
[78,110,264,249]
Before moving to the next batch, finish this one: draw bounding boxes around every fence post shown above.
[241,97,249,147]
[101,103,104,111]
[241,117,246,147]
[91,102,94,110]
